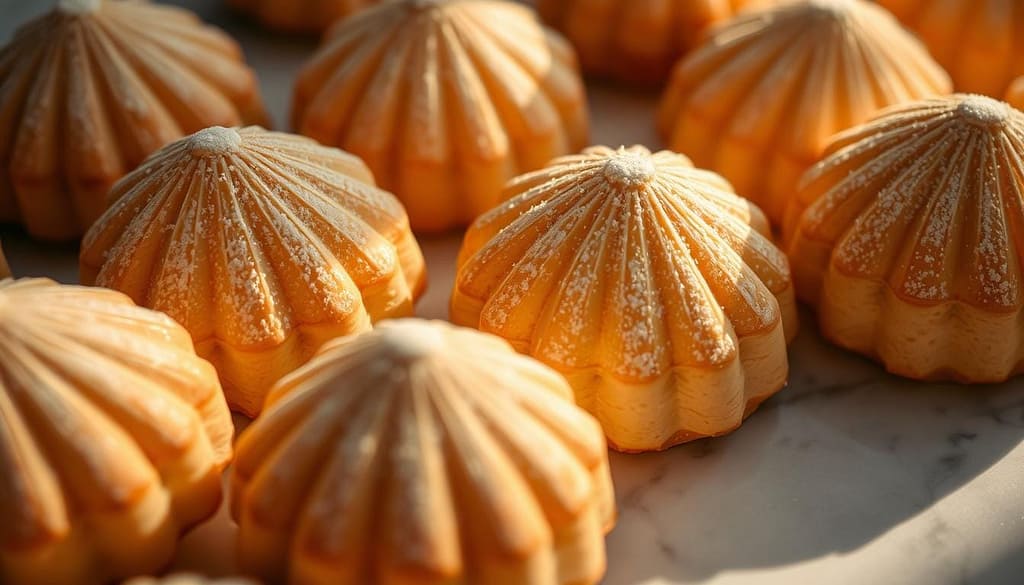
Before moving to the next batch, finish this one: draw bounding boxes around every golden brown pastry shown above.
[0,278,233,585]
[80,126,426,416]
[536,0,766,84]
[123,575,258,585]
[1008,77,1024,110]
[292,0,589,232]
[657,0,952,224]
[877,0,1024,96]
[232,319,615,585]
[452,146,797,452]
[0,0,269,241]
[228,0,379,33]
[0,242,9,278]
[785,94,1024,382]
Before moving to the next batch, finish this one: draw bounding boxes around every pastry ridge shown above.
[0,0,269,240]
[292,0,589,232]
[80,126,426,416]
[453,145,797,452]
[232,319,615,585]
[0,278,233,585]
[657,0,952,224]
[786,94,1024,382]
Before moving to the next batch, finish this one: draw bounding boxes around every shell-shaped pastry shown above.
[877,0,1024,97]
[451,145,797,452]
[228,0,380,33]
[0,0,269,241]
[536,0,764,84]
[292,0,590,233]
[657,0,952,224]
[1008,77,1024,110]
[0,242,9,279]
[124,575,258,585]
[80,126,427,417]
[785,94,1024,383]
[0,278,233,585]
[231,319,615,585]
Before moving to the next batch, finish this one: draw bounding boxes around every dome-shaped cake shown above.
[0,0,269,241]
[0,242,9,278]
[1008,77,1024,110]
[0,278,233,585]
[124,575,258,585]
[785,94,1024,382]
[877,0,1024,97]
[657,0,952,224]
[536,0,764,84]
[292,0,589,232]
[80,126,426,416]
[231,319,615,585]
[452,145,797,452]
[228,0,380,33]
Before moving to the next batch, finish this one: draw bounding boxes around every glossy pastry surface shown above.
[0,278,233,585]
[292,0,589,232]
[785,94,1024,382]
[0,0,268,240]
[453,145,797,452]
[232,319,615,585]
[80,126,426,416]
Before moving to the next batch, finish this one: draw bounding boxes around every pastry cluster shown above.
[2,0,1024,584]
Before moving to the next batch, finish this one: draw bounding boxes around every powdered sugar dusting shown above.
[188,126,242,155]
[458,145,786,376]
[796,95,1024,307]
[85,127,419,349]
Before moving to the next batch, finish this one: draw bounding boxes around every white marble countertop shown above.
[3,1,1024,584]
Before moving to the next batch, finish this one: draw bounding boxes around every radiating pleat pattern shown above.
[786,94,1024,382]
[231,320,615,585]
[229,0,381,33]
[878,0,1024,97]
[452,145,796,451]
[0,0,268,240]
[0,278,232,585]
[80,126,427,416]
[657,0,952,225]
[292,0,589,233]
[536,0,766,84]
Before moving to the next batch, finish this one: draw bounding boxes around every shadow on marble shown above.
[603,308,1024,583]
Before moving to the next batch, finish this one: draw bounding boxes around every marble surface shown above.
[3,1,1024,584]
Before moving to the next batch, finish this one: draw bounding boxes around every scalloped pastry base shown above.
[558,325,790,453]
[819,270,1024,383]
[198,320,373,417]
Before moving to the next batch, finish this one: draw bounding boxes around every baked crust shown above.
[657,0,951,224]
[80,126,426,416]
[0,0,268,240]
[0,278,233,585]
[232,320,615,585]
[453,145,797,452]
[292,0,589,232]
[786,94,1024,382]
